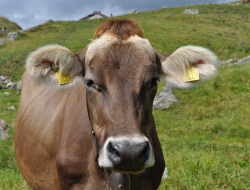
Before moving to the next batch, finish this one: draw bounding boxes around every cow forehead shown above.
[85,34,155,66]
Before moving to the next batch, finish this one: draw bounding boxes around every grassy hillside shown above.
[0,17,22,38]
[0,2,250,190]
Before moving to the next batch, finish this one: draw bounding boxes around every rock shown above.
[4,92,10,95]
[127,10,138,14]
[153,83,178,110]
[0,119,9,140]
[162,167,169,179]
[226,58,239,64]
[184,9,200,14]
[2,27,7,32]
[4,78,12,84]
[8,106,16,110]
[0,39,7,46]
[232,58,239,63]
[225,60,231,65]
[7,32,19,41]
[7,82,16,89]
[0,76,8,81]
[16,81,21,90]
[160,84,178,102]
[153,98,172,110]
[217,60,225,66]
[162,6,168,8]
[238,55,250,65]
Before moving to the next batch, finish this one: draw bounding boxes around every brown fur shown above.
[94,19,143,39]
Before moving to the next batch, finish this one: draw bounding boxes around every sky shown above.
[0,0,236,30]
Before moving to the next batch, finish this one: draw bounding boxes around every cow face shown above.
[82,35,157,173]
[26,19,217,174]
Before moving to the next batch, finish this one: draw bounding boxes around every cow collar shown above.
[86,94,99,162]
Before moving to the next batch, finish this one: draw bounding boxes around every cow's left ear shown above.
[154,46,218,88]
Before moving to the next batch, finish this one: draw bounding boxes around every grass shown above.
[0,2,250,190]
[156,64,250,189]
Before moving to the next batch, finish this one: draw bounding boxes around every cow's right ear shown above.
[26,44,86,87]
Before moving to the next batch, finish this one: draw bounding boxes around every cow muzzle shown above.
[98,136,155,174]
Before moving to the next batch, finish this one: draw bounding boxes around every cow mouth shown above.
[110,168,145,175]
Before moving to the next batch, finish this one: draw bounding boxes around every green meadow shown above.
[0,2,250,189]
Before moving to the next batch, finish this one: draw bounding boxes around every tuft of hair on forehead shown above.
[94,19,144,40]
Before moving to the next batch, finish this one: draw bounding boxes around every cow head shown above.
[26,19,217,174]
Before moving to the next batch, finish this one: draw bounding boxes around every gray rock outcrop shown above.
[0,76,8,81]
[127,10,138,14]
[238,55,250,65]
[16,81,22,90]
[8,106,16,110]
[0,76,22,90]
[0,39,7,46]
[184,9,200,14]
[218,56,250,66]
[2,27,8,32]
[153,84,178,110]
[0,119,9,140]
[7,82,16,89]
[7,31,19,41]
[162,167,169,179]
[4,78,12,84]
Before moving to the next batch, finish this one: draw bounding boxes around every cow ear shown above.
[26,44,85,87]
[154,46,218,88]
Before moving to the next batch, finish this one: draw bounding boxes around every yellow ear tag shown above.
[184,64,200,82]
[55,70,73,85]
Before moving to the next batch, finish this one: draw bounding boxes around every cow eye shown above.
[85,79,102,92]
[86,80,96,88]
[151,77,159,87]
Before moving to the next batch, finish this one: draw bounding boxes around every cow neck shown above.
[86,93,99,162]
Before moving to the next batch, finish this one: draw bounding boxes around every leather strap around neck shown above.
[86,94,99,162]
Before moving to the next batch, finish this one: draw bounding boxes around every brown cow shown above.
[15,19,217,190]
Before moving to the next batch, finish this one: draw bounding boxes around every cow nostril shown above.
[140,142,149,161]
[108,142,120,158]
[115,152,120,158]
